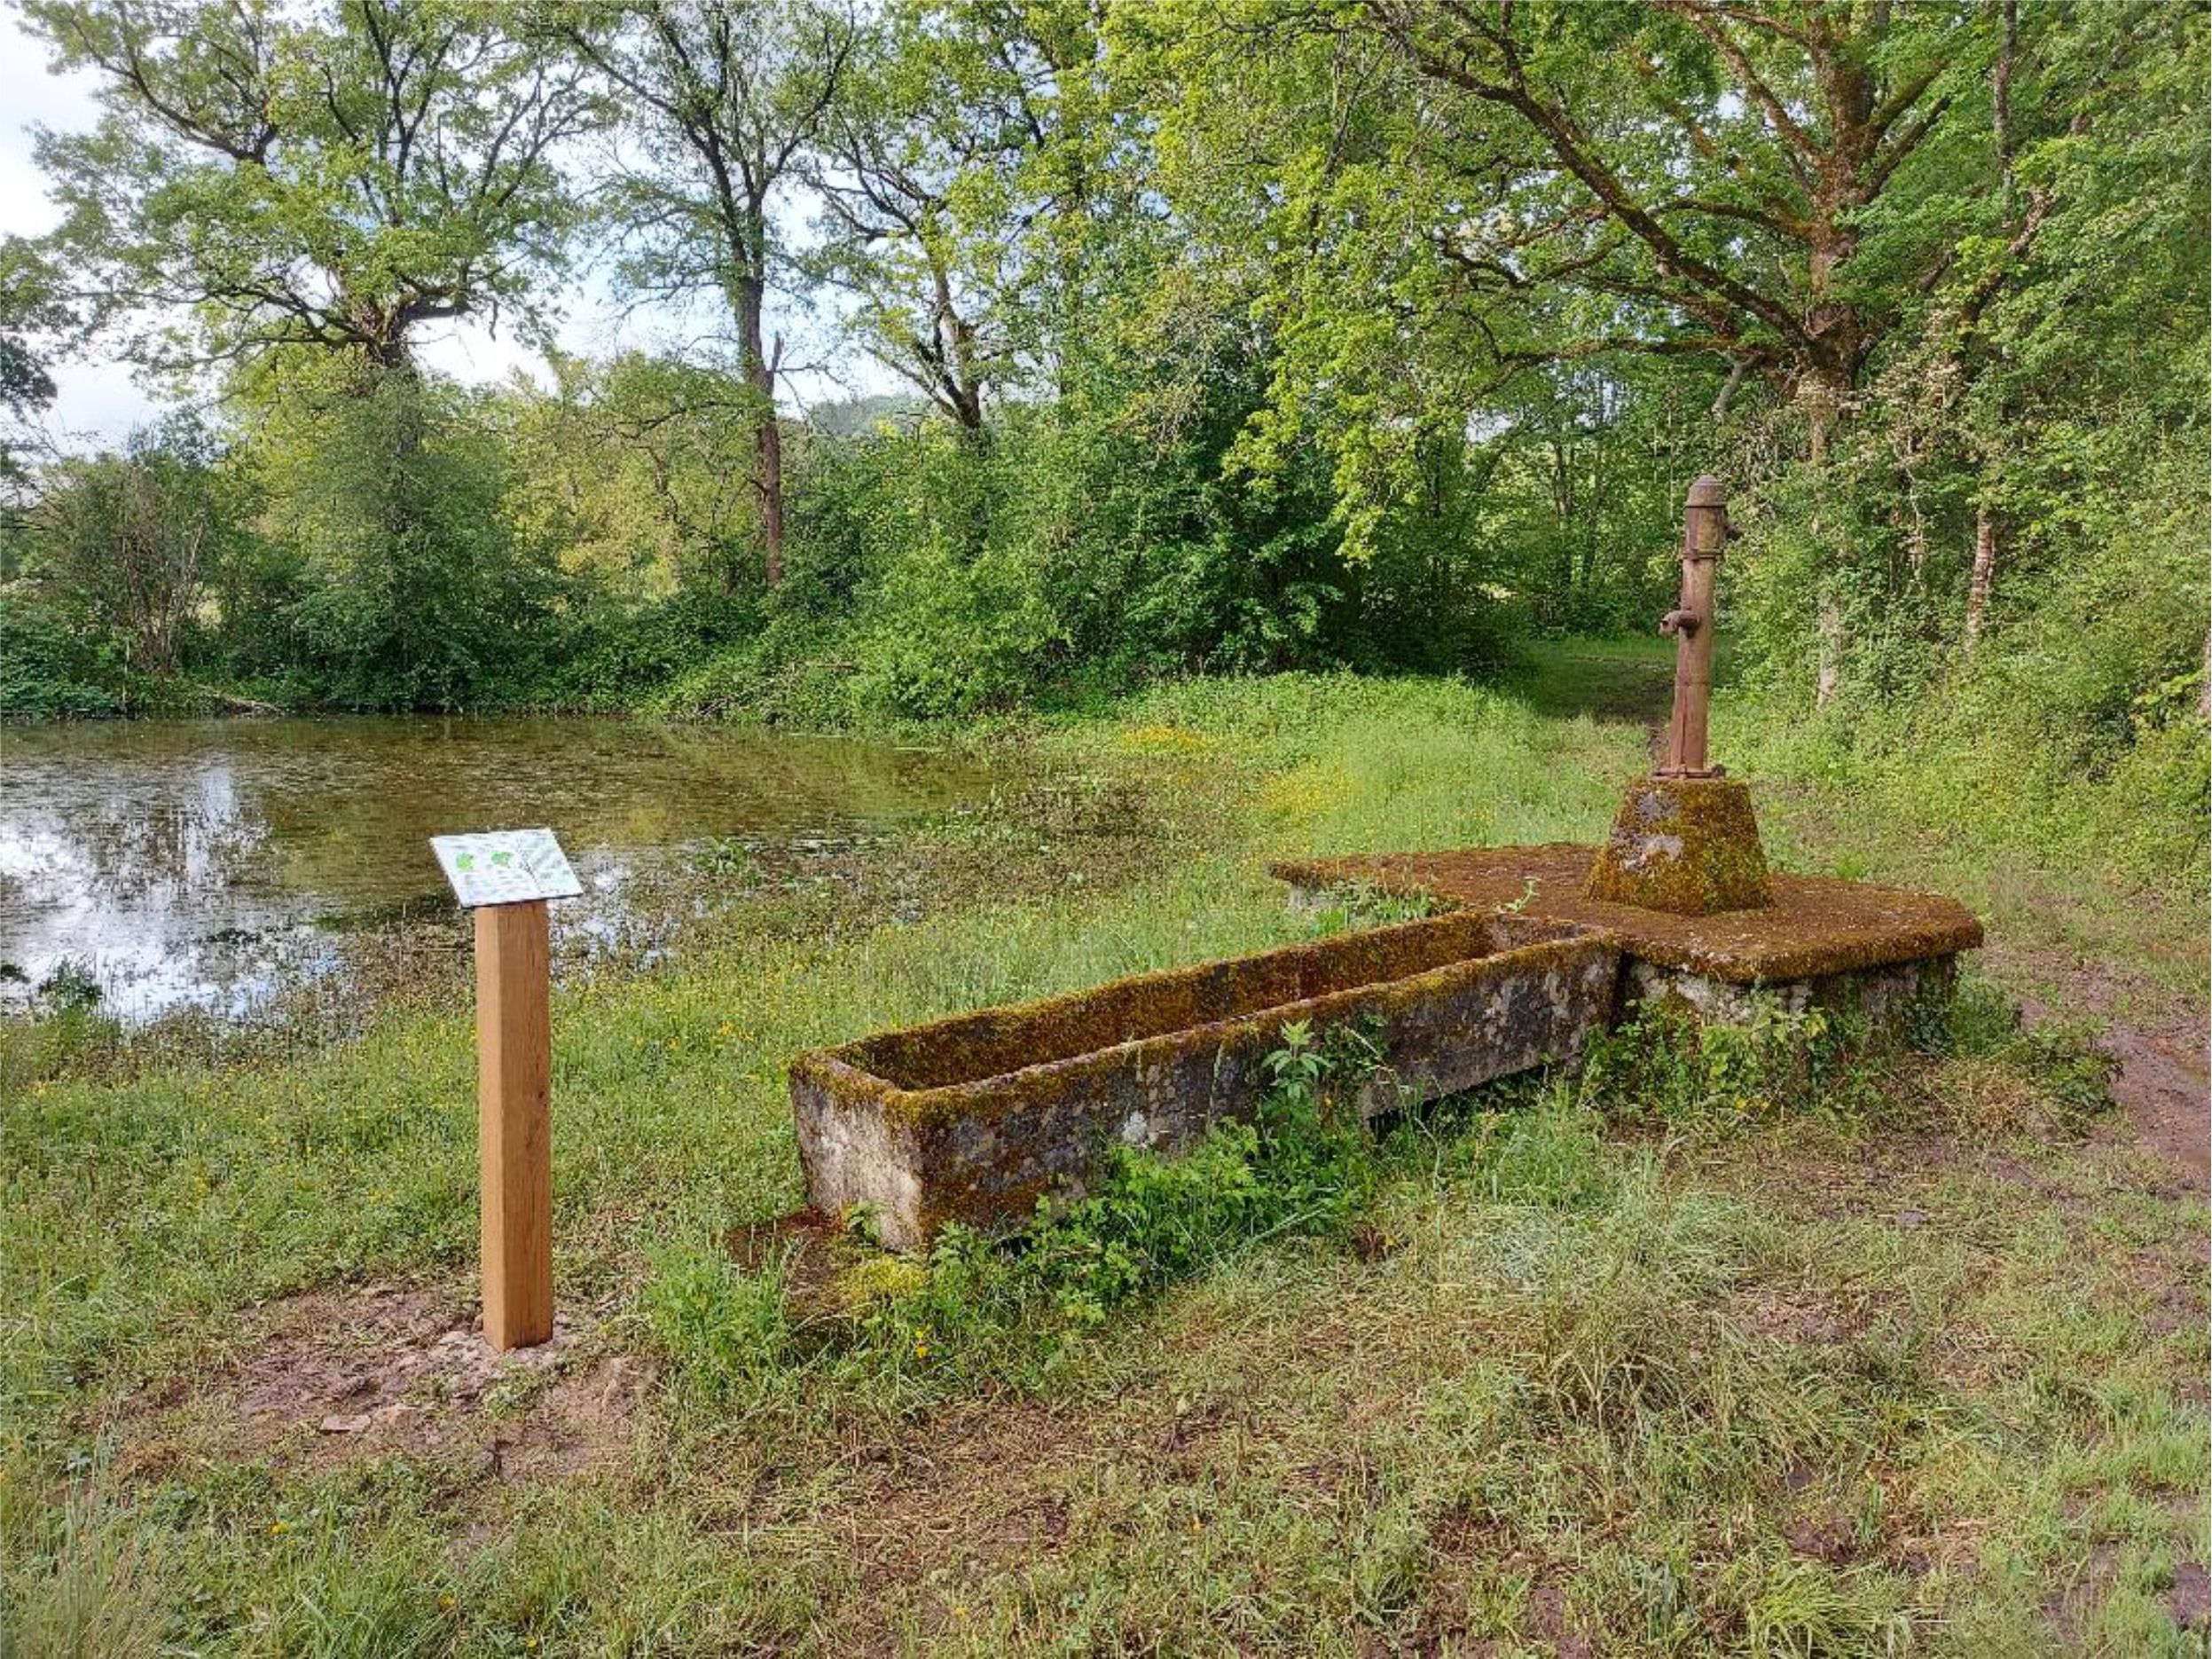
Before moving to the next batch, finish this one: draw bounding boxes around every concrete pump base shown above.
[1585,776,1772,914]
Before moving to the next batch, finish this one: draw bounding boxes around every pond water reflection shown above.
[0,717,991,1022]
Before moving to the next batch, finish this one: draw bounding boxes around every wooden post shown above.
[1656,476,1730,779]
[475,899,553,1349]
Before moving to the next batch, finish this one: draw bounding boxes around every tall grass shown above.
[2,672,2200,1655]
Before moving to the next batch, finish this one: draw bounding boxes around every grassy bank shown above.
[3,669,2205,1655]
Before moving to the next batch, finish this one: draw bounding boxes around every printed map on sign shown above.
[429,829,584,908]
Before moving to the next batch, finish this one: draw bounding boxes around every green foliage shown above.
[1578,974,2120,1144]
[644,1018,1389,1407]
[1934,975,2118,1129]
[0,259,58,515]
[1,414,254,715]
[1023,1018,1382,1326]
[0,0,2198,916]
[1727,436,2211,890]
[248,367,562,711]
[1576,997,1879,1131]
[1299,883,1440,936]
[1718,1,2210,895]
[0,591,122,719]
[1458,1093,1617,1212]
[14,0,598,375]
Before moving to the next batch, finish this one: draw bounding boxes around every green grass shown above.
[2,667,2204,1655]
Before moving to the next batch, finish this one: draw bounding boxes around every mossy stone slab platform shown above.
[1272,843,1982,1021]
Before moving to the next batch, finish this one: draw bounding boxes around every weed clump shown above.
[1575,997,1877,1129]
[1573,974,2116,1141]
[647,1020,1392,1400]
[1017,1019,1383,1326]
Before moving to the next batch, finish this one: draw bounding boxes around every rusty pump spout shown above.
[1654,476,1731,780]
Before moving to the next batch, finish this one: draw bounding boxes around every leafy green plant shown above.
[647,1020,1392,1405]
[1020,1019,1385,1325]
[32,961,103,1017]
[1576,996,1877,1129]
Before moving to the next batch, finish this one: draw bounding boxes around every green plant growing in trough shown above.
[1299,883,1441,935]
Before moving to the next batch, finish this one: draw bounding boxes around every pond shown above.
[0,718,992,1024]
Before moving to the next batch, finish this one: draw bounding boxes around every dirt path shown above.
[2098,1018,2210,1183]
[2011,961,2209,1191]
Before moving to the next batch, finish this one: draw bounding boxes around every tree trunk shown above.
[1964,498,1997,655]
[757,404,785,587]
[734,271,784,589]
[1815,592,1843,708]
[374,355,430,696]
[1805,368,1845,707]
[934,263,986,432]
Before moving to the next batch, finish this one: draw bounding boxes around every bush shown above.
[258,371,563,711]
[0,594,120,719]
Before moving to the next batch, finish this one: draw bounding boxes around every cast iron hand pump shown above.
[1655,476,1733,780]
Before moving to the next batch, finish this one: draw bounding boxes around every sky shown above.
[0,8,893,449]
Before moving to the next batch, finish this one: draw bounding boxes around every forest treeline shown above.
[0,0,2204,881]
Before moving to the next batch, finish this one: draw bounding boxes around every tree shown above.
[250,366,558,708]
[15,0,601,381]
[809,8,1000,432]
[807,0,1123,435]
[9,1,608,704]
[1360,2,1992,442]
[0,337,59,536]
[1139,0,2174,697]
[560,0,858,587]
[507,350,767,599]
[25,415,247,677]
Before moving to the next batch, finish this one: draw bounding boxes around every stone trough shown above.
[787,477,1984,1252]
[792,911,1620,1252]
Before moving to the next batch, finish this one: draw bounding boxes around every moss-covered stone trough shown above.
[792,911,1620,1251]
[791,758,1983,1253]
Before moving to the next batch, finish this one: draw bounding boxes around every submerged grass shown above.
[1,667,2203,1655]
